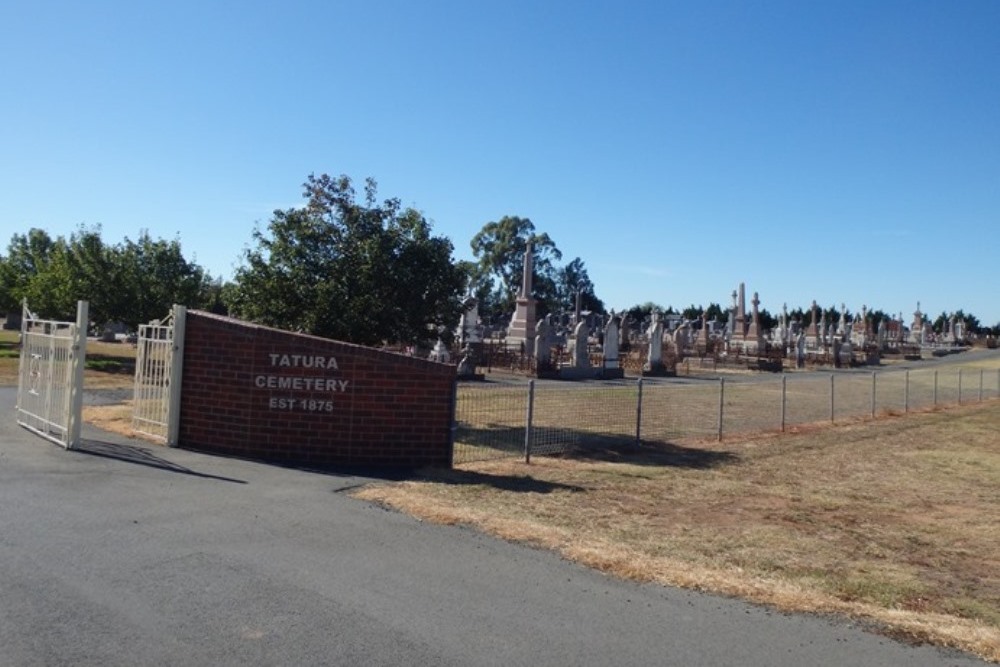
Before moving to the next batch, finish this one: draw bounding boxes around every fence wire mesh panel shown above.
[905,368,939,411]
[530,381,638,456]
[721,380,783,437]
[640,381,722,443]
[451,360,999,465]
[453,382,527,464]
[874,372,906,415]
[782,374,834,428]
[833,374,872,422]
[936,368,962,406]
[132,306,185,445]
[16,301,87,449]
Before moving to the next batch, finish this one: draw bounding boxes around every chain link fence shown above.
[452,364,1000,465]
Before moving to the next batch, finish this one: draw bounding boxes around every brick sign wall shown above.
[179,311,456,467]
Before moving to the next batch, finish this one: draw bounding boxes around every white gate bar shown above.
[67,300,88,448]
[132,305,185,445]
[16,300,88,449]
[166,305,186,447]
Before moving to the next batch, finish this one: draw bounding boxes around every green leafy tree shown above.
[756,308,777,332]
[63,226,118,326]
[0,229,56,314]
[945,309,979,334]
[455,259,508,327]
[703,302,726,324]
[867,308,891,330]
[932,309,981,335]
[228,173,465,346]
[469,215,562,317]
[824,305,844,328]
[554,257,604,316]
[681,305,703,321]
[200,277,234,316]
[1,226,208,328]
[113,231,206,329]
[25,237,76,319]
[0,230,92,321]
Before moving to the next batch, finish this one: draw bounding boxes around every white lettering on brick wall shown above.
[268,354,339,370]
[257,351,349,411]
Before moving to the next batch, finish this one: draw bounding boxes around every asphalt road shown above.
[0,387,989,666]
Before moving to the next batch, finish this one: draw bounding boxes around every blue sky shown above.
[3,0,999,325]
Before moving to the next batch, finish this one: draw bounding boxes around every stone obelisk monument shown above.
[505,243,537,354]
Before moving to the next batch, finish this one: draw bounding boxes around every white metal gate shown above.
[16,300,88,449]
[132,305,186,446]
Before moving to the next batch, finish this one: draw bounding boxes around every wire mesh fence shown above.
[452,381,527,463]
[531,381,639,455]
[452,364,1000,465]
[640,381,723,443]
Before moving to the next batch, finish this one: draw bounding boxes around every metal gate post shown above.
[166,305,186,447]
[66,301,89,449]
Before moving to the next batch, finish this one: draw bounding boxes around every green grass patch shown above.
[85,355,134,374]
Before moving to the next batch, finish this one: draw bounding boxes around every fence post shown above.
[66,300,89,449]
[448,378,459,465]
[934,370,938,406]
[904,370,910,413]
[830,373,835,423]
[166,305,186,447]
[635,378,643,447]
[780,374,787,432]
[717,378,725,442]
[979,369,984,402]
[958,369,963,405]
[871,371,877,418]
[524,380,535,464]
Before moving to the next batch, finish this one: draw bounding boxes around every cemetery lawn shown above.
[0,334,136,389]
[0,330,21,385]
[355,401,1000,662]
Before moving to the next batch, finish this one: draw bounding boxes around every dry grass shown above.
[81,400,140,436]
[355,401,1000,662]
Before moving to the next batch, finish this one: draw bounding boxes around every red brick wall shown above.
[178,311,455,467]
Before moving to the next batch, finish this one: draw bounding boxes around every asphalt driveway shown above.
[0,388,988,666]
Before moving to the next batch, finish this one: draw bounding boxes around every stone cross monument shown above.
[744,291,764,352]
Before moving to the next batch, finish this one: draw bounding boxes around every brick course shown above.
[178,311,455,467]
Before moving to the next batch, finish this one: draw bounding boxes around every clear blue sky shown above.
[3,0,998,325]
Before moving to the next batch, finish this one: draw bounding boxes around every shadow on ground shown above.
[76,439,247,484]
[415,467,585,494]
[456,424,739,470]
[566,440,739,469]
